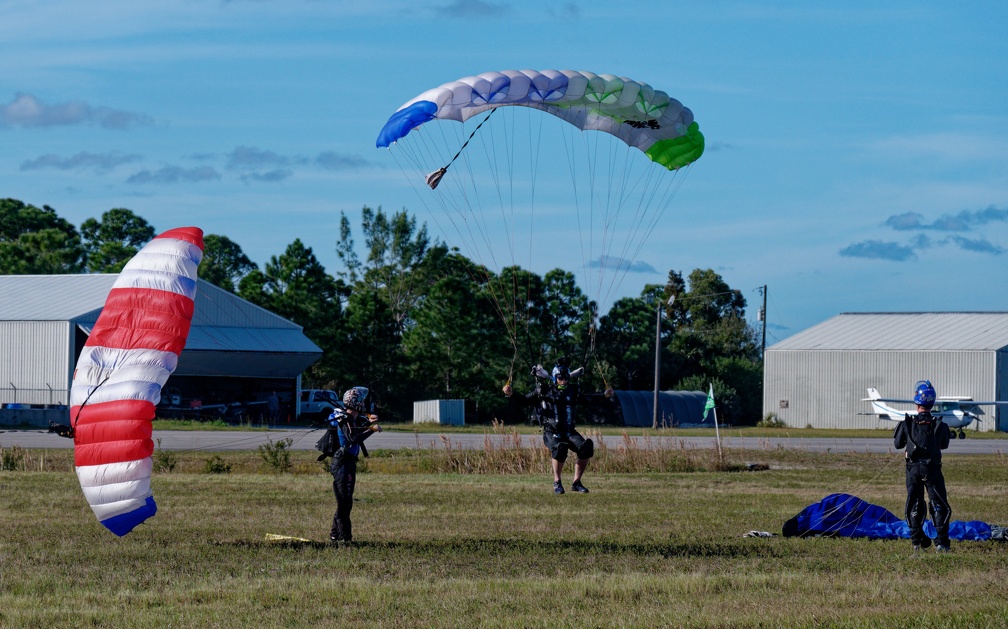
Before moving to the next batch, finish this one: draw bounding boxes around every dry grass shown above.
[2,439,1008,628]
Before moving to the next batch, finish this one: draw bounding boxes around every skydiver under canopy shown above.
[503,357,613,494]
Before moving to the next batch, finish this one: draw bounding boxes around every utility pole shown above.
[759,285,767,360]
[652,300,661,429]
[652,295,675,429]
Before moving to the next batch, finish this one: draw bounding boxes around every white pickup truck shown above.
[298,389,341,421]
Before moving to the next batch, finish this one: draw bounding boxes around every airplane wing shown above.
[861,396,915,404]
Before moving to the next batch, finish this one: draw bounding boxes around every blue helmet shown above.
[552,365,570,382]
[913,380,936,408]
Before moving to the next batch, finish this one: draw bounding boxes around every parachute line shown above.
[379,71,703,367]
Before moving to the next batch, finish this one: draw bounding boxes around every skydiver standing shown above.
[503,359,613,494]
[893,380,952,552]
[327,387,382,547]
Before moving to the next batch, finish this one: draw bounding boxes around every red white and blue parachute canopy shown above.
[69,227,204,536]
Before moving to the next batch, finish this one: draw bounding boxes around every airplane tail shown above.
[861,387,900,421]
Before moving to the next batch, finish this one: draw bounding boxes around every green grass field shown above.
[1,443,1006,628]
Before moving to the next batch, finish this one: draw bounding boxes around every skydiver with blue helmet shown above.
[893,379,952,552]
[326,386,381,547]
[503,357,614,494]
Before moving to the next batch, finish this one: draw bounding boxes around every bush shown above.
[153,439,177,473]
[1,444,25,471]
[203,455,232,474]
[756,413,788,428]
[258,437,293,473]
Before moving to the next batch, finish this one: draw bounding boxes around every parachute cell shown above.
[376,69,704,170]
[70,226,204,536]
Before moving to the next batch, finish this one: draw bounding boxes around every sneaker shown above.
[571,480,589,493]
[329,536,339,547]
[935,545,950,553]
[553,481,565,495]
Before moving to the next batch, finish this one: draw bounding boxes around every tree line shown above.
[1,197,763,424]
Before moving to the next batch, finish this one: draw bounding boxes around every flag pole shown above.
[712,399,722,462]
[705,383,722,461]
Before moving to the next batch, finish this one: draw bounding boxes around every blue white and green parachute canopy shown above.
[376,69,704,171]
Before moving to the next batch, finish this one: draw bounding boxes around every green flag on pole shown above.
[703,384,715,421]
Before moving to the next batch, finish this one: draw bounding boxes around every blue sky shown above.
[2,1,1006,345]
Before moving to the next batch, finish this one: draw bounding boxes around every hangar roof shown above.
[769,312,1008,352]
[0,274,322,357]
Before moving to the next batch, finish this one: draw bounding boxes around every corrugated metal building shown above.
[763,312,1008,432]
[0,275,322,422]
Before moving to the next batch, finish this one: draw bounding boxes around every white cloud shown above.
[0,93,153,129]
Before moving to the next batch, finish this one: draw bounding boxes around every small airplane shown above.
[861,387,1008,438]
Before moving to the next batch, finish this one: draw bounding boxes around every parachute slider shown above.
[425,167,447,190]
[424,108,497,191]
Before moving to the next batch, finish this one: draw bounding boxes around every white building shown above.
[0,275,322,424]
[763,312,1008,432]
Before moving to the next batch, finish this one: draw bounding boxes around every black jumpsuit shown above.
[513,382,597,462]
[328,411,376,544]
[893,411,952,548]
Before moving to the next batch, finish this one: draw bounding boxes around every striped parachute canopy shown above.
[69,227,203,536]
[376,69,704,169]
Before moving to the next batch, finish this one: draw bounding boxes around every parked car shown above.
[299,389,341,422]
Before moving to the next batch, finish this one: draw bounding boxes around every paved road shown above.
[3,427,1007,455]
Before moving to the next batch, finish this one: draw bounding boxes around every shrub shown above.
[203,455,232,474]
[258,437,293,473]
[757,413,788,428]
[1,444,25,471]
[153,439,178,473]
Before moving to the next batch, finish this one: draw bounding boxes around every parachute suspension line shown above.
[591,353,610,391]
[523,109,546,368]
[584,129,608,315]
[433,119,521,354]
[595,128,631,312]
[799,452,908,537]
[607,163,692,306]
[72,372,113,432]
[558,120,599,369]
[464,108,526,360]
[425,108,498,190]
[597,150,663,308]
[559,120,590,318]
[389,130,518,355]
